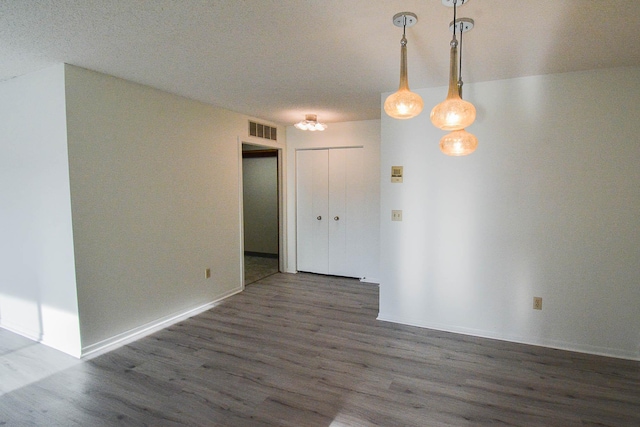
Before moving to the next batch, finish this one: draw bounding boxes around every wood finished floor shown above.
[1,273,639,426]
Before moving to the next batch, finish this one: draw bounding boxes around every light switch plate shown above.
[392,210,402,221]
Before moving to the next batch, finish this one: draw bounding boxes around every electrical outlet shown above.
[205,268,211,279]
[533,297,542,310]
[392,210,402,221]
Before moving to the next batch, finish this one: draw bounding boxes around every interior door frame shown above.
[237,137,287,288]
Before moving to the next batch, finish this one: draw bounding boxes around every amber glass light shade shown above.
[430,40,476,130]
[384,36,423,119]
[440,129,478,156]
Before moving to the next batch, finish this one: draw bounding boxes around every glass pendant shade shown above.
[440,129,478,156]
[430,40,476,130]
[384,35,423,119]
[384,88,424,120]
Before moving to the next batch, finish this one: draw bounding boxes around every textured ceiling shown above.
[2,1,640,125]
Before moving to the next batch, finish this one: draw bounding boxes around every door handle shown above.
[317,216,322,220]
[334,216,340,221]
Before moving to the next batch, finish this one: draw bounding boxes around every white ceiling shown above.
[2,1,640,125]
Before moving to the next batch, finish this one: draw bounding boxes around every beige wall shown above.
[63,65,285,355]
[1,64,287,357]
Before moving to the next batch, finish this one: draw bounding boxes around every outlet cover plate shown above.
[533,297,542,310]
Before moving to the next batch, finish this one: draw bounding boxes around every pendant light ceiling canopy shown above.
[441,0,468,6]
[384,12,424,120]
[294,114,327,131]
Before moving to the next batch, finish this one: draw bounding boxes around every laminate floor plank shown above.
[1,272,639,426]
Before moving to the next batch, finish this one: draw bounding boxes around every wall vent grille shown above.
[249,121,277,141]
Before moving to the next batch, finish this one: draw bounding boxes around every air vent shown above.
[249,121,277,141]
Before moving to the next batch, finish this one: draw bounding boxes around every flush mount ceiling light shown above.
[294,114,327,131]
[430,0,476,132]
[384,12,424,120]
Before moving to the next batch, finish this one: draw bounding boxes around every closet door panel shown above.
[328,149,348,276]
[296,149,329,274]
[343,147,365,278]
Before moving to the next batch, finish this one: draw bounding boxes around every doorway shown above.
[241,143,280,285]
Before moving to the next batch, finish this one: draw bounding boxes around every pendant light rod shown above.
[458,18,464,96]
[444,0,460,102]
[446,32,459,99]
[459,20,463,89]
[448,19,473,96]
[449,0,458,98]
[452,0,457,42]
[393,11,417,92]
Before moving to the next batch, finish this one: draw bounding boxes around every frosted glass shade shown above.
[384,89,424,120]
[294,114,327,131]
[294,121,327,131]
[430,96,476,131]
[440,129,478,156]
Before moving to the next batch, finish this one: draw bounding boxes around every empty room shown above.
[1,1,639,426]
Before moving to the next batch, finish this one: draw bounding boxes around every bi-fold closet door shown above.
[296,147,363,278]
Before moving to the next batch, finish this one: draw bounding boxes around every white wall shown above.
[0,65,81,357]
[243,156,278,255]
[286,120,381,282]
[63,65,286,355]
[379,67,640,360]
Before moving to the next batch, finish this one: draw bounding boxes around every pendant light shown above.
[440,16,478,156]
[294,114,327,131]
[384,12,424,120]
[430,0,476,131]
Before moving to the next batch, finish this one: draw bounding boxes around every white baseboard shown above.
[0,320,82,358]
[0,321,42,343]
[81,286,243,359]
[360,277,380,284]
[377,313,640,362]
